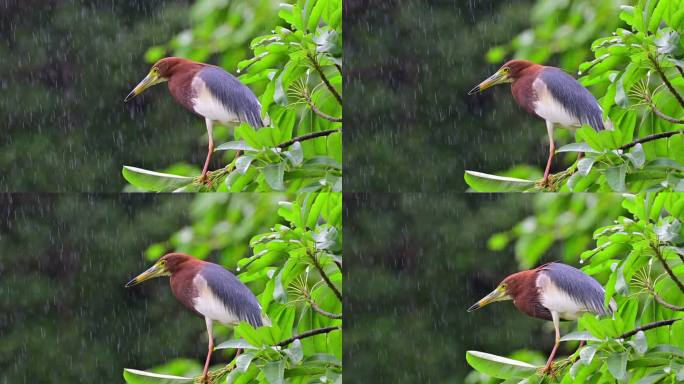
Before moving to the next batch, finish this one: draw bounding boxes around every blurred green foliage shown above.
[123,0,343,193]
[469,193,684,383]
[466,0,684,192]
[124,192,342,383]
[486,0,628,71]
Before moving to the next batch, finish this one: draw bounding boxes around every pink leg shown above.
[543,312,561,373]
[543,121,555,185]
[200,119,214,183]
[202,318,214,383]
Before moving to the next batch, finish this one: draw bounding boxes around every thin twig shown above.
[303,92,342,122]
[335,63,342,76]
[676,65,684,79]
[278,129,339,149]
[650,104,684,124]
[618,318,683,339]
[308,249,343,302]
[276,326,340,347]
[308,53,342,105]
[306,295,343,319]
[619,129,684,150]
[654,244,684,294]
[652,292,684,311]
[650,55,684,109]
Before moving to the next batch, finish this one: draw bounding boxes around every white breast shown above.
[532,77,581,128]
[536,273,587,320]
[191,76,240,124]
[192,274,240,325]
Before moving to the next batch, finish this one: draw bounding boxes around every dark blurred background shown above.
[344,0,624,192]
[344,0,542,192]
[343,193,623,382]
[0,0,280,192]
[0,193,290,383]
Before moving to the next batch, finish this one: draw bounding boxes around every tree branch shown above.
[305,294,343,319]
[277,129,339,149]
[652,291,684,311]
[619,129,684,150]
[308,53,342,105]
[617,318,683,339]
[650,55,684,109]
[276,326,340,347]
[308,250,343,302]
[654,244,684,294]
[650,104,684,124]
[303,92,342,122]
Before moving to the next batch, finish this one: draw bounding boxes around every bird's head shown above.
[468,59,537,95]
[467,279,513,312]
[124,57,191,102]
[125,253,197,287]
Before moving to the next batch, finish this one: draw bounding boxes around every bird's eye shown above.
[500,283,507,289]
[160,260,166,266]
[502,68,509,73]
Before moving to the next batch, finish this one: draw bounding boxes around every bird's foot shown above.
[198,172,213,187]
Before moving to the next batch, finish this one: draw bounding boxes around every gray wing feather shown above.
[198,66,265,128]
[540,68,604,131]
[541,263,613,316]
[201,263,263,327]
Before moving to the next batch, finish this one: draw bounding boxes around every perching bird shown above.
[125,253,267,383]
[469,60,605,185]
[124,57,265,183]
[467,262,616,373]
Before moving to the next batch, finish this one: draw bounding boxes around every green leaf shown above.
[236,155,256,174]
[263,360,285,384]
[465,351,537,379]
[625,143,646,169]
[215,141,258,152]
[123,369,192,383]
[606,352,627,381]
[464,171,535,192]
[264,162,285,190]
[556,142,601,154]
[122,166,193,192]
[559,331,601,342]
[578,157,597,176]
[606,164,627,192]
[214,339,258,350]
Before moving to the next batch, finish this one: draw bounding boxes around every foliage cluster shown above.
[123,0,343,193]
[467,193,684,383]
[465,0,684,192]
[123,193,343,384]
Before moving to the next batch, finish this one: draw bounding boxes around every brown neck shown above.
[505,269,551,320]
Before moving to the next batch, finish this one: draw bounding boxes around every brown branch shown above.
[676,65,684,79]
[305,294,343,319]
[619,129,684,150]
[653,291,684,311]
[308,53,342,105]
[650,104,684,124]
[276,326,340,347]
[277,129,339,149]
[654,244,684,294]
[650,55,684,109]
[335,63,342,76]
[303,92,342,122]
[308,250,343,302]
[618,318,683,339]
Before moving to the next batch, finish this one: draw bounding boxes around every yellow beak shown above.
[468,69,509,95]
[467,285,509,312]
[124,71,159,102]
[125,263,167,287]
